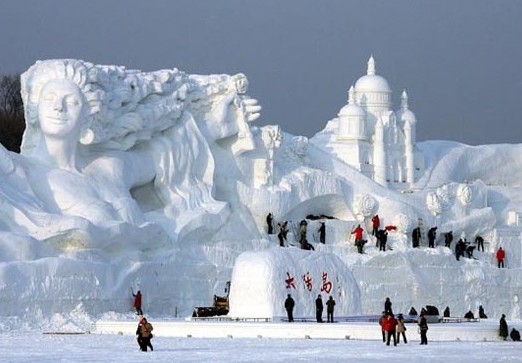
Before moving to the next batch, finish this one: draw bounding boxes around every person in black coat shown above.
[418,315,429,345]
[318,222,326,244]
[284,294,295,322]
[384,297,393,315]
[428,227,437,248]
[510,328,521,341]
[412,227,421,248]
[443,306,450,318]
[478,305,488,319]
[499,314,509,340]
[326,296,336,323]
[315,295,323,323]
[444,231,453,248]
[377,229,388,251]
[266,213,274,234]
[475,235,485,252]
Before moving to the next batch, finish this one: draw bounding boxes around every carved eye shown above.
[43,92,56,102]
[64,96,80,106]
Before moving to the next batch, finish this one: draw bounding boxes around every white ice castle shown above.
[325,56,422,188]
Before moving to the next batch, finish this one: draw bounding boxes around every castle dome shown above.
[354,56,391,94]
[338,87,365,118]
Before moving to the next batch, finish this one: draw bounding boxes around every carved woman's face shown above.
[38,79,84,139]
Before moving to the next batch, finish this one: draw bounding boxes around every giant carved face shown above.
[38,79,85,139]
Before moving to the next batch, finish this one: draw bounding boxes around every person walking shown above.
[326,296,336,323]
[496,247,506,268]
[315,294,323,323]
[443,306,451,318]
[396,313,408,344]
[499,314,509,340]
[136,316,154,351]
[132,289,143,315]
[284,294,295,322]
[266,213,274,235]
[318,222,326,244]
[418,314,429,345]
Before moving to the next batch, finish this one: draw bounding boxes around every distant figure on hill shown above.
[464,310,475,319]
[443,306,450,318]
[408,306,418,316]
[475,235,485,252]
[418,315,429,345]
[478,305,488,319]
[455,238,466,261]
[412,226,421,248]
[496,247,506,268]
[277,221,288,247]
[377,229,388,251]
[266,213,274,235]
[299,219,308,244]
[371,214,380,236]
[499,314,509,340]
[284,294,295,322]
[444,231,453,248]
[510,328,521,341]
[396,313,408,344]
[132,289,143,315]
[384,297,393,315]
[352,224,366,254]
[315,294,323,323]
[428,226,437,248]
[326,296,336,323]
[318,222,326,244]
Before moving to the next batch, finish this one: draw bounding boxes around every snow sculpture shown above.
[354,194,377,218]
[457,183,473,205]
[8,59,262,246]
[316,56,422,188]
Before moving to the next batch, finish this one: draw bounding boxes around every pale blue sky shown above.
[1,0,521,145]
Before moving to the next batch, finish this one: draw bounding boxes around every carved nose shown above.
[53,102,63,112]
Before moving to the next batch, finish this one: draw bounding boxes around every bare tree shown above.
[0,74,25,152]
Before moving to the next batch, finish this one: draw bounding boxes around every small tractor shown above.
[192,281,230,318]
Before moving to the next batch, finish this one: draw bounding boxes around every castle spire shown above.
[367,55,376,75]
[348,85,356,104]
[401,89,409,109]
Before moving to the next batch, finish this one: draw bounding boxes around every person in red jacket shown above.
[496,247,506,268]
[383,313,398,346]
[371,215,380,236]
[132,289,143,315]
[352,225,365,254]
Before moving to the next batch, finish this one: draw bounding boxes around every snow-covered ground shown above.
[2,332,521,363]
